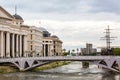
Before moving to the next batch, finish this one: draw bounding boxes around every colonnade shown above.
[0,31,27,58]
[43,44,51,56]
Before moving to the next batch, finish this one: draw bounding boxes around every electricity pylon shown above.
[101,25,117,49]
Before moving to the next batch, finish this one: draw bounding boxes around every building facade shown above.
[27,26,43,57]
[0,6,28,58]
[40,27,63,56]
[81,43,97,55]
[86,43,93,54]
[43,36,62,56]
[0,6,62,58]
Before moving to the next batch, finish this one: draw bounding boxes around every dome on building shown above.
[51,35,59,38]
[39,27,51,37]
[39,27,47,31]
[13,14,23,20]
[43,30,49,34]
[43,31,51,37]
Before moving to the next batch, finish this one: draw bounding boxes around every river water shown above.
[0,62,120,80]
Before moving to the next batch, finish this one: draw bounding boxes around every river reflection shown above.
[0,62,120,80]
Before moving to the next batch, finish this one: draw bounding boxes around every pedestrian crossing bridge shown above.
[0,56,120,72]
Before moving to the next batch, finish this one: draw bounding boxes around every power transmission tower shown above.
[101,25,117,49]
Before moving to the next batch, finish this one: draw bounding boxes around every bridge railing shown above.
[26,56,120,61]
[0,56,120,61]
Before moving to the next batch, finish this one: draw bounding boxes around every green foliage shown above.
[34,61,70,71]
[63,61,67,65]
[0,66,18,73]
[90,53,97,56]
[63,52,69,56]
[0,69,4,73]
[72,49,75,52]
[112,48,120,55]
[82,53,97,56]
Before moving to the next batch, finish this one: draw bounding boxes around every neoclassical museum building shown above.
[40,27,63,56]
[0,6,63,58]
[0,6,28,58]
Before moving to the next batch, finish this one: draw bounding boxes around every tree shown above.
[112,48,120,55]
[63,52,68,56]
[68,50,71,55]
[77,48,79,55]
[72,49,75,53]
[62,48,66,53]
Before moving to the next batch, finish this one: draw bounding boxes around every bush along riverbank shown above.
[0,66,18,73]
[34,61,70,71]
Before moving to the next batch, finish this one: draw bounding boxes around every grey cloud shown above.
[90,0,120,13]
[1,0,93,14]
[1,0,120,14]
[1,0,120,50]
[16,0,120,14]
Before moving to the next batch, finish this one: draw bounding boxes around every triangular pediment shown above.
[0,6,14,20]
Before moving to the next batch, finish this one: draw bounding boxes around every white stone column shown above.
[0,31,4,58]
[44,44,45,57]
[48,44,50,56]
[6,32,10,57]
[16,34,19,57]
[20,35,22,57]
[43,44,44,56]
[12,34,15,57]
[49,45,51,56]
[24,35,27,57]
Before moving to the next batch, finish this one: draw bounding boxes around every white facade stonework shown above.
[0,6,28,58]
[39,27,63,56]
[42,36,62,56]
[27,26,43,57]
[0,6,62,58]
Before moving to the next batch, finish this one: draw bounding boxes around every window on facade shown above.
[31,35,32,40]
[31,45,32,51]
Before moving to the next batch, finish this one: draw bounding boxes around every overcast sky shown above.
[1,0,120,51]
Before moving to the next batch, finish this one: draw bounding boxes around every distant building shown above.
[86,43,93,54]
[91,49,97,54]
[81,48,86,55]
[40,27,63,56]
[81,43,97,55]
[28,26,43,57]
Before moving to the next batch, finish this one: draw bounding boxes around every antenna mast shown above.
[15,5,17,14]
